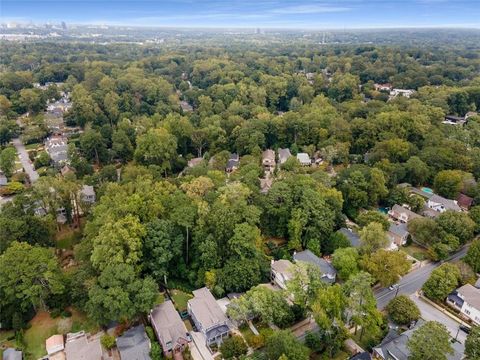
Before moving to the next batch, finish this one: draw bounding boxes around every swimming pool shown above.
[421,187,434,194]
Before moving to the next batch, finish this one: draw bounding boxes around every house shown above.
[313,151,324,165]
[226,153,239,173]
[296,153,311,166]
[443,115,466,126]
[457,193,473,211]
[64,331,103,360]
[349,352,371,360]
[390,89,414,98]
[373,319,463,360]
[262,149,276,172]
[278,148,292,164]
[2,348,22,360]
[46,334,64,355]
[387,223,408,248]
[260,177,273,194]
[427,194,461,213]
[447,284,480,325]
[374,83,392,92]
[116,325,151,360]
[187,157,204,168]
[270,259,294,290]
[180,101,193,112]
[60,165,75,177]
[293,249,336,283]
[0,171,7,186]
[150,301,190,357]
[388,204,422,223]
[338,228,361,248]
[45,135,68,167]
[187,287,230,346]
[80,185,96,204]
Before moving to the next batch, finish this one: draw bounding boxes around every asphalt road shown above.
[409,294,467,345]
[375,245,470,309]
[12,137,39,183]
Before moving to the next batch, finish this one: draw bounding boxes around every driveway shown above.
[375,245,470,309]
[409,294,467,345]
[12,138,39,183]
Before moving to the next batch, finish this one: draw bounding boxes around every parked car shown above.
[460,324,471,334]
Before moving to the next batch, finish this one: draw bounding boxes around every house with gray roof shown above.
[271,259,294,290]
[278,148,292,164]
[373,320,464,360]
[447,284,480,325]
[262,149,276,172]
[225,153,239,173]
[65,331,102,360]
[80,185,96,204]
[187,287,230,346]
[2,348,22,360]
[150,300,190,357]
[293,250,336,283]
[388,204,422,223]
[116,324,151,360]
[338,228,361,248]
[427,194,461,213]
[387,223,409,248]
[45,135,68,167]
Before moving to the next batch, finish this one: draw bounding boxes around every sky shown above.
[2,0,480,29]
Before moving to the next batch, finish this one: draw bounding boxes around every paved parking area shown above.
[409,294,467,345]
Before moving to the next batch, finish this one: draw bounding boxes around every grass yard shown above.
[170,289,193,311]
[311,350,349,360]
[0,330,16,356]
[402,244,429,261]
[155,292,166,305]
[25,143,41,151]
[23,309,98,360]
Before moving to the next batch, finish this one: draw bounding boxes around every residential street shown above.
[409,294,467,345]
[374,245,470,309]
[12,137,39,183]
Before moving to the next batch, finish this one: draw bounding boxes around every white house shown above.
[390,89,415,98]
[296,153,311,166]
[427,194,461,213]
[447,284,480,325]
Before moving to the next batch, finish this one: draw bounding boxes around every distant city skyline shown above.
[2,0,480,29]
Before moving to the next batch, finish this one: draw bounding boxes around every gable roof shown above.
[388,223,408,238]
[293,250,336,280]
[278,148,292,163]
[46,334,64,355]
[271,259,294,277]
[65,331,102,360]
[429,194,461,212]
[262,149,275,162]
[338,228,361,248]
[457,284,480,310]
[188,287,228,330]
[116,324,151,360]
[296,153,311,164]
[390,204,422,221]
[150,301,188,348]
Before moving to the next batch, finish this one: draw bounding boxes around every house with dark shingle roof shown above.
[387,223,409,248]
[338,228,361,248]
[456,193,473,211]
[293,250,336,283]
[116,324,151,360]
[427,194,461,213]
[150,300,190,357]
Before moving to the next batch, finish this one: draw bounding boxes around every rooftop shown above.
[188,287,228,330]
[150,300,189,348]
[116,324,151,360]
[457,284,480,309]
[429,194,461,212]
[293,250,336,282]
[338,227,361,248]
[65,331,102,360]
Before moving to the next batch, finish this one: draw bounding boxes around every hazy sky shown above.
[2,0,480,29]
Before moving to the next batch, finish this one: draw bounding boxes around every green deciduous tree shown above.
[465,326,480,360]
[0,147,16,178]
[134,127,177,175]
[422,263,461,301]
[386,295,420,326]
[220,335,248,360]
[465,239,480,273]
[434,170,464,199]
[361,249,410,287]
[359,222,389,255]
[356,210,390,231]
[265,330,310,360]
[407,321,453,360]
[86,263,157,324]
[332,247,359,280]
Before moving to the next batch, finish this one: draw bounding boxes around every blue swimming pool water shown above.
[421,187,434,194]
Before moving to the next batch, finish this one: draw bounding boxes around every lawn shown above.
[311,350,349,360]
[170,289,193,311]
[155,292,166,305]
[25,143,41,151]
[23,309,98,360]
[0,330,16,356]
[402,244,429,261]
[56,228,82,249]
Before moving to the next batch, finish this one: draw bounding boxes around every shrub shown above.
[244,333,265,349]
[220,335,248,359]
[101,334,116,350]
